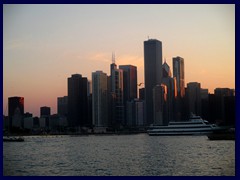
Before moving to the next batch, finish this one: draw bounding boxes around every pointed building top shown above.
[112,52,115,64]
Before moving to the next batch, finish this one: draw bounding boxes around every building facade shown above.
[68,74,89,127]
[153,84,168,125]
[8,96,24,129]
[187,82,201,116]
[144,39,163,125]
[173,56,185,98]
[92,71,108,127]
[57,96,68,116]
[40,106,51,117]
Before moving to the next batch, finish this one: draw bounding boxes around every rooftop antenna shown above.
[112,52,115,64]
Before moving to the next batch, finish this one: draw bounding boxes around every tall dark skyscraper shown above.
[8,96,24,128]
[144,39,162,125]
[173,56,185,98]
[68,74,88,127]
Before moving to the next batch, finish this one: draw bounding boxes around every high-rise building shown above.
[153,84,168,125]
[40,106,51,117]
[68,74,88,127]
[213,88,235,125]
[8,96,24,128]
[57,96,68,116]
[110,59,126,127]
[172,56,185,121]
[119,65,137,126]
[119,65,137,101]
[173,56,185,98]
[201,88,209,120]
[126,99,144,127]
[162,61,176,122]
[144,39,162,125]
[186,82,201,116]
[139,88,145,100]
[92,71,108,127]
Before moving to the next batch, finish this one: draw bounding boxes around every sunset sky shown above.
[3,4,235,117]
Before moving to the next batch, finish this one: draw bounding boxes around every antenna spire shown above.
[112,52,115,64]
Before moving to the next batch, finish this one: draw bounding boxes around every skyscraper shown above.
[173,56,185,121]
[162,61,176,122]
[119,65,137,126]
[92,71,108,127]
[119,65,137,101]
[144,39,162,125]
[110,59,124,127]
[173,56,185,98]
[153,84,168,125]
[187,82,201,116]
[68,74,88,127]
[8,96,24,129]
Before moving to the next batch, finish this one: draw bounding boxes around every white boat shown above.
[147,114,213,136]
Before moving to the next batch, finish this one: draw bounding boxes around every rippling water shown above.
[3,134,235,176]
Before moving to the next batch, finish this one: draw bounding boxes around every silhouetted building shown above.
[57,96,68,116]
[172,56,185,121]
[68,74,88,127]
[119,65,137,101]
[110,59,124,128]
[201,89,209,120]
[8,96,24,129]
[162,61,177,122]
[144,39,162,125]
[24,112,33,118]
[214,88,235,97]
[187,82,201,116]
[173,56,185,98]
[213,88,235,125]
[119,65,137,126]
[153,84,168,125]
[139,88,145,100]
[126,99,144,127]
[92,71,108,127]
[40,106,51,117]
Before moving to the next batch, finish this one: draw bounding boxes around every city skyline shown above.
[3,4,235,116]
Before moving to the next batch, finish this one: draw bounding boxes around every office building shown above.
[119,65,137,101]
[68,74,88,127]
[40,106,51,117]
[57,96,68,116]
[153,84,168,125]
[187,82,201,116]
[173,56,185,98]
[8,96,24,129]
[162,61,176,122]
[92,71,108,127]
[144,39,163,125]
[126,99,144,127]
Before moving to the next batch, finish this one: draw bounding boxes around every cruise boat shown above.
[147,115,213,136]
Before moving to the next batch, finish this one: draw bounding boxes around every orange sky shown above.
[3,4,235,116]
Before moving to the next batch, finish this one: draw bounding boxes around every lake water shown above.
[3,134,235,176]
